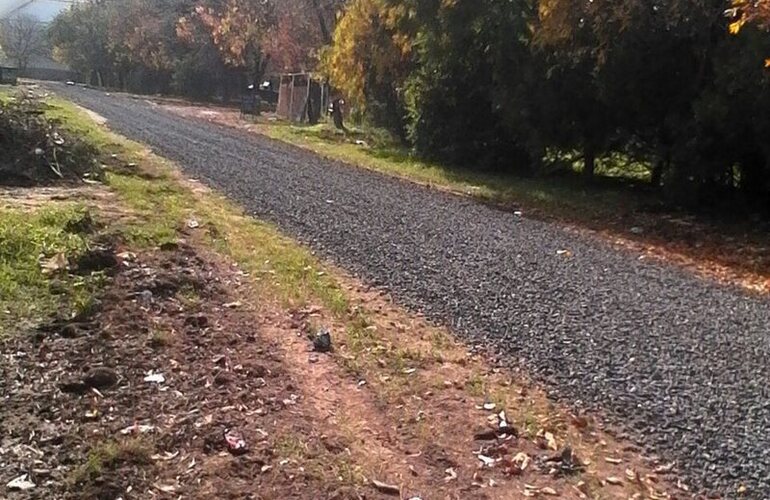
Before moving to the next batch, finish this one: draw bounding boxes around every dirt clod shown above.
[83,366,119,389]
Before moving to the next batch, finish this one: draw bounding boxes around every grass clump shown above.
[69,438,153,486]
[0,205,99,335]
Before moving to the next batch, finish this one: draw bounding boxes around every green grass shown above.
[42,97,348,316]
[258,121,650,223]
[0,206,100,335]
[69,438,153,487]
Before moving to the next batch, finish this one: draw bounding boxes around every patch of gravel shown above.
[50,84,770,497]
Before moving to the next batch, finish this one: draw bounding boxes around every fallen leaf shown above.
[371,479,400,495]
[444,467,458,482]
[7,474,35,491]
[117,251,136,262]
[120,424,155,435]
[144,372,165,384]
[154,484,177,493]
[545,431,558,451]
[478,454,496,467]
[513,452,531,471]
[151,451,179,461]
[541,486,559,496]
[223,301,242,309]
[41,253,68,274]
[606,476,623,486]
[604,456,622,464]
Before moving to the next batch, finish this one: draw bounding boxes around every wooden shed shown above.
[276,72,328,124]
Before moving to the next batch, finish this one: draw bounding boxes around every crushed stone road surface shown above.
[52,84,770,496]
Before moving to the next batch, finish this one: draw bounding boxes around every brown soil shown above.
[0,231,685,500]
[161,103,770,296]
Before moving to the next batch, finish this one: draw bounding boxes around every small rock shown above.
[313,328,332,352]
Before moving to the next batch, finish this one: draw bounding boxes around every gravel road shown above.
[51,84,770,496]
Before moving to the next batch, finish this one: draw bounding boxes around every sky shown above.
[0,0,71,22]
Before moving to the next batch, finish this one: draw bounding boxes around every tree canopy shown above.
[322,0,770,212]
[48,0,770,213]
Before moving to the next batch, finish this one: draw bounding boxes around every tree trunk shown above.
[583,145,596,181]
[310,0,332,44]
[651,158,664,187]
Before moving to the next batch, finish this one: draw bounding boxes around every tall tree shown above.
[0,14,47,71]
[49,2,115,86]
[177,0,274,85]
[321,0,412,134]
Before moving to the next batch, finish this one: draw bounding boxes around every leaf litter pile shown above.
[0,91,101,187]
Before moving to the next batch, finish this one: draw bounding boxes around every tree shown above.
[49,1,115,86]
[177,0,274,85]
[266,0,345,72]
[729,0,770,33]
[321,0,412,135]
[401,0,537,168]
[0,14,47,71]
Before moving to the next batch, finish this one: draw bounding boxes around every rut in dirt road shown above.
[50,84,770,496]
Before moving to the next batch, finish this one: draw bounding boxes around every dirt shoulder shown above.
[161,102,770,297]
[1,89,688,499]
[0,206,684,500]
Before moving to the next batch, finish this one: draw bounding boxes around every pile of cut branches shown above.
[0,92,101,186]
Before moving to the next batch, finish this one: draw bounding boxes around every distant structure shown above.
[0,63,19,85]
[276,72,328,124]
